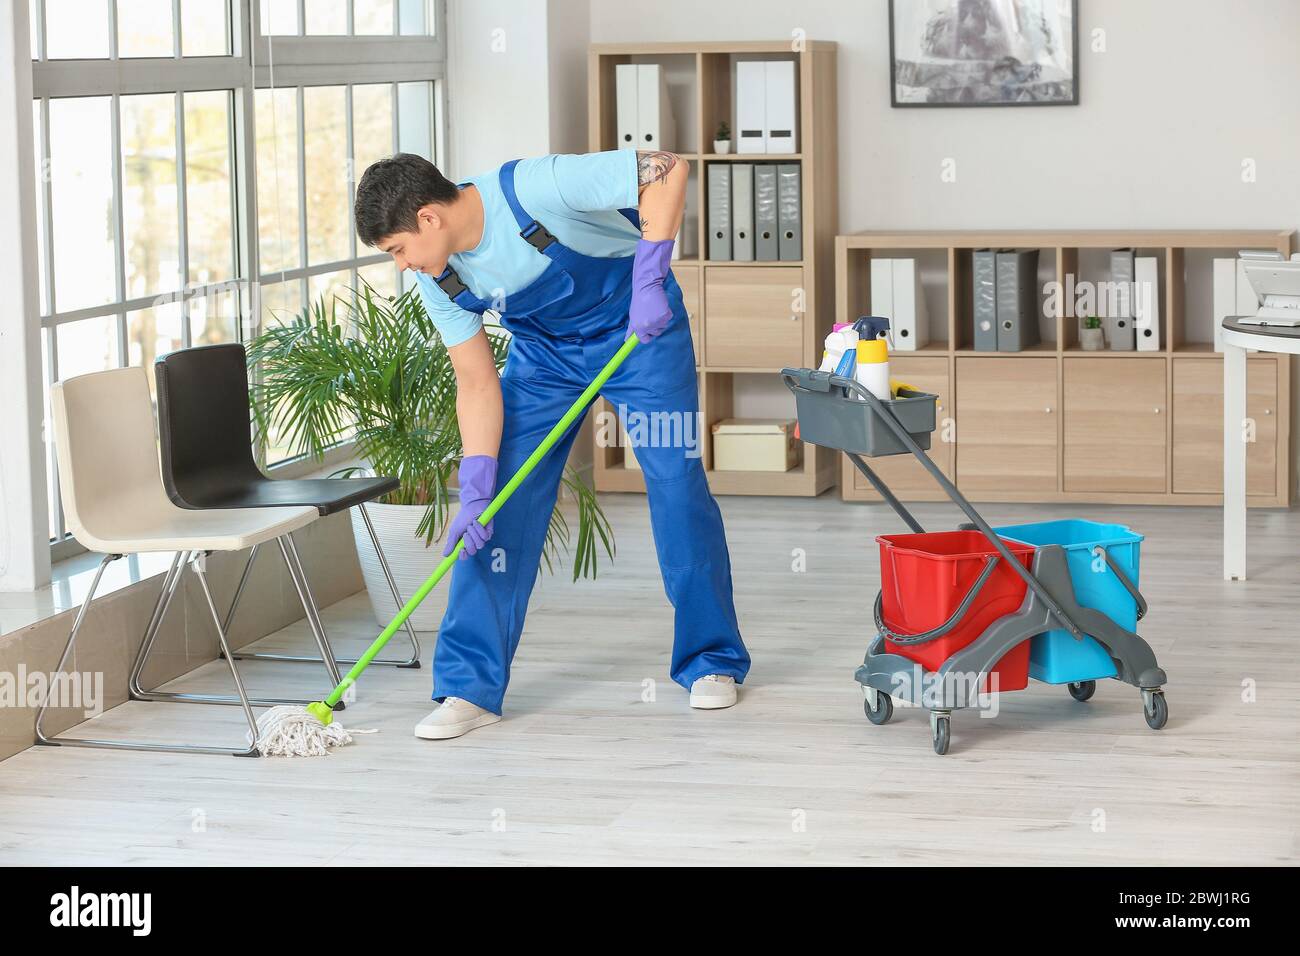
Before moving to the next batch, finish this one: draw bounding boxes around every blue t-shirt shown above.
[414,150,641,346]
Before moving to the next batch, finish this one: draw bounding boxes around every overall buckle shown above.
[520,220,558,252]
[436,267,468,299]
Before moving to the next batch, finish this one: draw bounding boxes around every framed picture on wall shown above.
[889,0,1079,107]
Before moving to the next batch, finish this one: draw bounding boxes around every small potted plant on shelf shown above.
[247,283,615,631]
[1079,314,1105,350]
[713,120,732,154]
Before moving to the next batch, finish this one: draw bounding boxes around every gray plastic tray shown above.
[781,367,937,457]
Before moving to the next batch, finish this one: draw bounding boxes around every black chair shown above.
[155,343,421,669]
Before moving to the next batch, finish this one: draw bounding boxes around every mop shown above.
[254,335,641,756]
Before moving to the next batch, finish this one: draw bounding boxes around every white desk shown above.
[1223,318,1300,580]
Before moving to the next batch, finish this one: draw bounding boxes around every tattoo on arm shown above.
[636,151,677,187]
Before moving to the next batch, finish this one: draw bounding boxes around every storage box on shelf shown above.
[837,230,1295,507]
[588,40,838,497]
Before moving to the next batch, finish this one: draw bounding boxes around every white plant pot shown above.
[351,502,453,632]
[1080,327,1106,351]
[713,139,732,154]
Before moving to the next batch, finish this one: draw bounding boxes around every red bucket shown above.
[878,531,1034,692]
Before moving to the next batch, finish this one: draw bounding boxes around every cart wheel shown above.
[864,691,893,725]
[1068,680,1096,702]
[931,715,951,756]
[1143,691,1168,730]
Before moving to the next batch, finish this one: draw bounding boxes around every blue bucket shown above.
[991,519,1143,684]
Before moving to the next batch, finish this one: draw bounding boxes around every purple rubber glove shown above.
[444,455,498,559]
[626,237,676,342]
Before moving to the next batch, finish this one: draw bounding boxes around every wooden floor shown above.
[2,494,1298,866]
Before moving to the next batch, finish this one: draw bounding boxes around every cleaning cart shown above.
[781,367,1169,755]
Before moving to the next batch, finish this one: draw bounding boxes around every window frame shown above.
[30,0,448,560]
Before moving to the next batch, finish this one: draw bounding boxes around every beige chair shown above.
[37,366,337,757]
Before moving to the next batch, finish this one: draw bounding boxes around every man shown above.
[354,149,749,739]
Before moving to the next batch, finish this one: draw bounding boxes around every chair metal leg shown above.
[232,506,423,668]
[218,543,260,650]
[131,549,331,709]
[192,554,261,749]
[223,541,340,668]
[278,534,345,690]
[36,552,263,758]
[128,550,187,696]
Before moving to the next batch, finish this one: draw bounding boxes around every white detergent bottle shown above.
[818,327,859,372]
[855,339,891,401]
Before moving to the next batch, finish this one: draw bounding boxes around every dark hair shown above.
[354,153,460,247]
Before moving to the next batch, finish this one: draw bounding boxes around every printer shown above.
[1237,251,1300,327]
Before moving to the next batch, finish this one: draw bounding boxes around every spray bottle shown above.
[853,315,892,343]
[818,324,860,373]
[855,339,891,402]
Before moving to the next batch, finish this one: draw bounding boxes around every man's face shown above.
[378,205,452,277]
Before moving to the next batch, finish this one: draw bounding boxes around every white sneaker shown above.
[414,697,501,739]
[689,675,738,710]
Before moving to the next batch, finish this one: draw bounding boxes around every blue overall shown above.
[429,159,750,714]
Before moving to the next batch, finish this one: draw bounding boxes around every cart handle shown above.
[781,367,837,395]
[1091,546,1148,622]
[781,367,926,402]
[873,554,1000,646]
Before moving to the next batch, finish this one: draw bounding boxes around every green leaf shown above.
[245,284,617,582]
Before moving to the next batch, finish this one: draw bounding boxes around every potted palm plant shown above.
[247,283,614,631]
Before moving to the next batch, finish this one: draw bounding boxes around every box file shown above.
[754,165,779,261]
[707,164,732,261]
[1107,248,1136,350]
[764,60,797,153]
[636,64,675,150]
[890,258,929,350]
[776,164,801,261]
[1134,256,1161,351]
[616,64,638,149]
[616,63,675,150]
[731,163,755,261]
[870,258,894,333]
[995,249,1040,352]
[736,61,767,154]
[972,249,999,351]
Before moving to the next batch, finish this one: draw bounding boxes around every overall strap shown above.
[501,159,643,253]
[499,158,566,257]
[433,180,486,310]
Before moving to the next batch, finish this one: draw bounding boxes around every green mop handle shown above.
[320,334,641,709]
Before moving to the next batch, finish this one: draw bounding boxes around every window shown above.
[261,0,435,36]
[31,0,447,556]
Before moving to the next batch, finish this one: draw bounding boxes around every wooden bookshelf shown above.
[837,229,1296,507]
[588,40,839,497]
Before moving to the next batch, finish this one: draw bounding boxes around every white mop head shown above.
[254,705,353,757]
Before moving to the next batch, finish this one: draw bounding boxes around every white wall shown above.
[449,0,1300,493]
[547,0,592,155]
[590,0,1300,234]
[589,0,1300,492]
[445,0,590,178]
